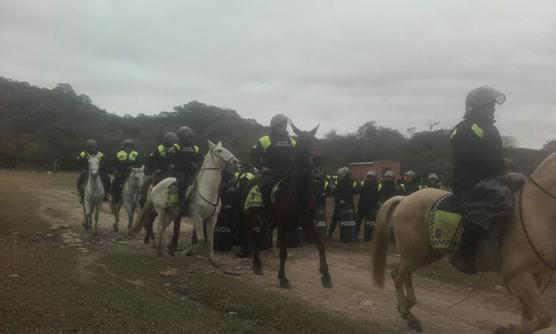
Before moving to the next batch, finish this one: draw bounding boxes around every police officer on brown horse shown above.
[249,114,296,216]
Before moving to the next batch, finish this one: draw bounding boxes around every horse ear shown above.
[217,141,222,146]
[309,124,320,137]
[291,123,303,137]
[208,140,215,148]
[140,165,145,172]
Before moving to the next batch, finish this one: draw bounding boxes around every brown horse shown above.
[249,124,332,289]
[372,152,556,333]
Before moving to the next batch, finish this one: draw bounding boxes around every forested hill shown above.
[0,77,266,170]
[0,77,551,182]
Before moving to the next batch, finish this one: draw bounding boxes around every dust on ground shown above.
[1,171,555,333]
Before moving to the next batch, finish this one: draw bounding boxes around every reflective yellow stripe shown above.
[471,123,485,138]
[80,151,103,160]
[324,180,329,189]
[259,136,271,150]
[242,172,255,181]
[194,145,199,154]
[158,145,166,157]
[450,128,458,139]
[117,151,138,161]
[79,151,87,158]
[378,183,383,191]
[290,137,296,146]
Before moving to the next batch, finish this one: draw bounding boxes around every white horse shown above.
[130,140,238,266]
[82,157,105,232]
[112,167,145,232]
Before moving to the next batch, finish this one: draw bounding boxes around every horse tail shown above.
[128,196,155,237]
[372,196,404,289]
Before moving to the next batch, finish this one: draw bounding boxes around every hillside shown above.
[0,77,550,181]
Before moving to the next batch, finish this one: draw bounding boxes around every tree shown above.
[53,83,75,95]
[542,139,556,152]
[502,136,518,149]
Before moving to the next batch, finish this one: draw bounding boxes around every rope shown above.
[447,274,484,309]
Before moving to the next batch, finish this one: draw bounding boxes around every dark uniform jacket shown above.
[249,134,296,170]
[113,150,142,173]
[451,119,505,197]
[358,180,380,213]
[147,143,181,174]
[175,144,203,175]
[403,181,420,195]
[378,180,398,203]
[333,178,358,205]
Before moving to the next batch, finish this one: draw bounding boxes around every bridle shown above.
[193,146,237,209]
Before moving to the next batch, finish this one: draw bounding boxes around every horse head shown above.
[88,157,100,177]
[207,140,239,173]
[129,166,145,193]
[291,123,320,170]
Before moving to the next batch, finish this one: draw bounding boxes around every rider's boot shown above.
[177,192,188,217]
[450,219,481,275]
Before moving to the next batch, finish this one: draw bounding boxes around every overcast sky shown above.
[1,0,554,148]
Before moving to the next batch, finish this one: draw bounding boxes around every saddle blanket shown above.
[244,179,284,211]
[165,182,193,208]
[429,193,463,250]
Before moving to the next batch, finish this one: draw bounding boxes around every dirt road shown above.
[1,171,555,333]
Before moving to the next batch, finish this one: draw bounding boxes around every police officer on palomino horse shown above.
[76,139,110,202]
[175,126,203,216]
[249,114,297,218]
[449,85,517,275]
[110,139,143,206]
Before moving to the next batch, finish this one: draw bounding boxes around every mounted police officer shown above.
[76,139,110,202]
[175,126,203,216]
[249,114,296,214]
[450,86,507,274]
[148,132,180,184]
[110,139,142,205]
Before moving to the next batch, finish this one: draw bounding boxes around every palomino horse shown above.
[112,167,145,232]
[130,141,238,265]
[82,157,105,232]
[372,152,556,333]
[250,125,332,289]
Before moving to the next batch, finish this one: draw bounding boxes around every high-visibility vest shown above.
[79,151,103,160]
[116,150,139,162]
[258,135,296,151]
[157,144,181,157]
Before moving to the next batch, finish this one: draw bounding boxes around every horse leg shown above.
[307,220,332,288]
[206,213,220,268]
[494,273,552,334]
[156,212,169,257]
[405,275,417,309]
[93,202,101,235]
[186,213,204,256]
[112,202,120,232]
[391,260,423,332]
[127,203,134,230]
[167,217,181,256]
[251,214,264,275]
[277,224,291,289]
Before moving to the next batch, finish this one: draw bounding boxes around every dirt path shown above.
[2,172,555,333]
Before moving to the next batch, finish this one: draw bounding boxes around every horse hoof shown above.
[253,267,264,275]
[493,325,514,334]
[321,277,333,289]
[408,319,423,332]
[185,248,196,257]
[157,250,164,257]
[143,236,150,244]
[167,246,176,257]
[209,258,221,268]
[113,225,119,233]
[279,280,292,289]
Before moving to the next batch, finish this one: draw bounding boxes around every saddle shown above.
[429,173,526,251]
[243,179,284,211]
[429,194,464,250]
